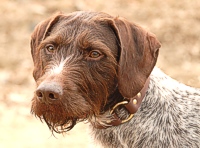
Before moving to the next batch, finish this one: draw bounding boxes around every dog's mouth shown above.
[31,99,90,133]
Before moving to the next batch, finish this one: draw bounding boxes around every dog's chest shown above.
[90,68,200,148]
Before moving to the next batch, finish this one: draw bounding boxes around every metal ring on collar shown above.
[110,100,134,124]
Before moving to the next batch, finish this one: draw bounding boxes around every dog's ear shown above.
[30,13,62,80]
[108,17,161,98]
[30,12,62,62]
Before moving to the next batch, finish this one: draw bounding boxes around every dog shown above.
[30,11,200,147]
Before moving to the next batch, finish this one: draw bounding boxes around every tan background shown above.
[0,0,200,147]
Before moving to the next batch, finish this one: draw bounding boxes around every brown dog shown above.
[31,11,160,131]
[31,11,200,147]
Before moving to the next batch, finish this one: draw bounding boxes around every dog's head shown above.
[31,11,161,133]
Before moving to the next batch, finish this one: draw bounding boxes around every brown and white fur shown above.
[91,67,200,147]
[30,11,200,148]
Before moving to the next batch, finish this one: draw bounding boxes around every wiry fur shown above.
[30,11,200,147]
[91,67,200,148]
[31,11,119,133]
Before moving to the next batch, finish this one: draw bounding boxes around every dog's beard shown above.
[31,97,93,133]
[31,58,118,133]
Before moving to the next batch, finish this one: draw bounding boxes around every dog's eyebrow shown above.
[39,35,72,48]
[79,40,111,53]
[38,36,59,48]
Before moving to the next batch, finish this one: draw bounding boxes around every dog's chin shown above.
[31,99,92,133]
[42,114,80,133]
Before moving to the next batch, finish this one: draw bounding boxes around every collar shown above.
[94,77,150,129]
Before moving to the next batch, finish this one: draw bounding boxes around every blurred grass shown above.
[0,0,199,147]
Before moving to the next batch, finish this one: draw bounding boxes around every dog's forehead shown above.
[51,12,113,37]
[66,11,112,22]
[63,11,113,24]
[48,12,118,53]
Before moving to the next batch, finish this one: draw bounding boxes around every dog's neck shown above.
[92,78,150,129]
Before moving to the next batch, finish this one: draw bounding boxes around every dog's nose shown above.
[36,82,63,103]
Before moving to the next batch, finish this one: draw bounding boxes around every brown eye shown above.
[45,44,55,53]
[89,50,102,58]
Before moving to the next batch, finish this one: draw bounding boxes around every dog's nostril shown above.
[49,93,57,100]
[36,91,44,100]
[37,92,43,98]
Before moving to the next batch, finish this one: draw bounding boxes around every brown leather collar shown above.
[94,78,150,129]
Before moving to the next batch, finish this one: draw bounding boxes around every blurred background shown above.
[0,0,200,147]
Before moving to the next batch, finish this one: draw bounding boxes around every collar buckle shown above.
[110,100,134,124]
[94,77,150,129]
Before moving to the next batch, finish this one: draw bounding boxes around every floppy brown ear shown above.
[109,17,161,98]
[30,13,62,80]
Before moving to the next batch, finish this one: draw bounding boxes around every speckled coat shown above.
[90,67,200,148]
[29,11,200,147]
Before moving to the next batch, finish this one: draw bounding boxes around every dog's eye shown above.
[89,50,102,58]
[45,44,55,53]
